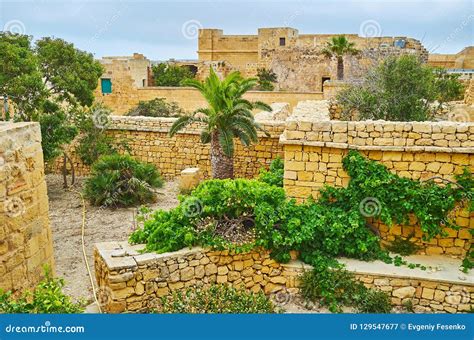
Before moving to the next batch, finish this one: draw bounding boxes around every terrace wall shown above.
[0,122,55,293]
[282,119,474,257]
[52,116,285,179]
[94,242,473,313]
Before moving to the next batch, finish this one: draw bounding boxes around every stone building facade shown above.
[197,27,429,92]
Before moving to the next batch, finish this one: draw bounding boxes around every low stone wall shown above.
[282,119,474,257]
[0,122,55,293]
[96,86,324,115]
[52,116,284,179]
[94,242,473,313]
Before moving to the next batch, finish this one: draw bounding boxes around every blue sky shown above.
[0,0,472,60]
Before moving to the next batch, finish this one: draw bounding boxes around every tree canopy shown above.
[336,55,465,121]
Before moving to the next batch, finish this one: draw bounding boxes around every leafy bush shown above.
[126,98,185,118]
[152,63,195,87]
[74,104,129,166]
[386,234,421,256]
[38,106,77,162]
[0,267,83,313]
[131,151,471,272]
[258,157,284,187]
[336,55,465,121]
[256,68,277,91]
[83,154,163,207]
[300,262,391,313]
[130,179,286,252]
[157,284,275,313]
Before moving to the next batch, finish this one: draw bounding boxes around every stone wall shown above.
[0,122,55,293]
[94,242,473,313]
[282,119,474,257]
[52,116,285,179]
[95,85,323,115]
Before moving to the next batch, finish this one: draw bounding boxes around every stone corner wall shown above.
[281,119,474,257]
[94,242,473,314]
[0,122,55,293]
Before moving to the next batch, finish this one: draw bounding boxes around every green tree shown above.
[0,33,103,121]
[322,35,359,80]
[35,37,103,108]
[152,63,195,86]
[169,69,271,179]
[0,34,45,119]
[0,33,103,187]
[336,55,465,121]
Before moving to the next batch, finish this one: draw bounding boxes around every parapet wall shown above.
[94,242,473,313]
[0,122,55,293]
[95,85,323,115]
[282,119,474,257]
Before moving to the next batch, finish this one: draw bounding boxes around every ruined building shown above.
[197,27,429,92]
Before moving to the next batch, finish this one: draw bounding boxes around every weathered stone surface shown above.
[393,287,416,299]
[180,267,195,281]
[205,263,218,275]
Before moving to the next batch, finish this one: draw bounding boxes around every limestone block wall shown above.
[95,84,323,115]
[52,116,285,179]
[0,122,55,293]
[282,119,474,257]
[94,242,473,313]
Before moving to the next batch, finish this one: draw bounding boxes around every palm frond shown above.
[200,130,211,144]
[169,115,195,136]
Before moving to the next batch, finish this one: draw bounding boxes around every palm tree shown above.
[169,68,271,179]
[322,35,359,81]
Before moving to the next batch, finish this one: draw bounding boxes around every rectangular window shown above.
[321,77,331,92]
[279,37,286,46]
[101,78,112,94]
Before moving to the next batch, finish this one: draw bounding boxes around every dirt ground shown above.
[46,174,180,303]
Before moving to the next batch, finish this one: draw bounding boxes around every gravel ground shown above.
[47,174,180,303]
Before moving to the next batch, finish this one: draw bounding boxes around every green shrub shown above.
[157,284,275,313]
[83,154,163,207]
[386,234,421,256]
[39,109,78,162]
[126,98,184,118]
[300,262,391,313]
[336,55,465,121]
[0,267,83,313]
[256,68,277,91]
[74,104,129,166]
[130,151,471,273]
[258,157,284,187]
[130,179,286,252]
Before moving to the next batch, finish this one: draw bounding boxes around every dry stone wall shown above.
[95,242,473,313]
[53,116,285,179]
[0,122,55,293]
[282,119,474,257]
